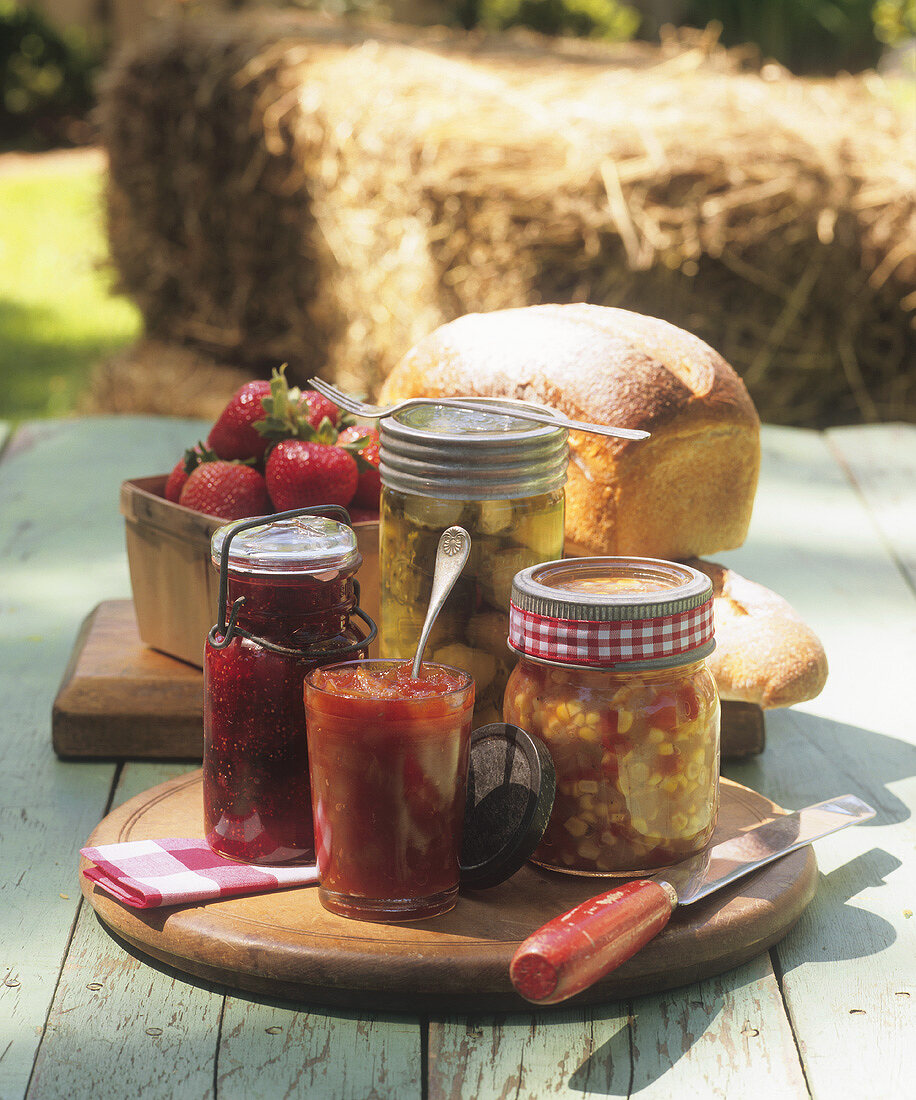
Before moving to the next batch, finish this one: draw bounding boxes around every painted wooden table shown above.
[1,416,913,1098]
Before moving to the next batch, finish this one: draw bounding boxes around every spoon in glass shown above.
[411,526,472,678]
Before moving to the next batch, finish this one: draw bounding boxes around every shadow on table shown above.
[723,710,915,828]
[785,846,901,964]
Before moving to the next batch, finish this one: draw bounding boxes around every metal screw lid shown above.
[509,557,715,669]
[379,398,568,501]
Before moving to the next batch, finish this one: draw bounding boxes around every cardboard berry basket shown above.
[120,477,380,668]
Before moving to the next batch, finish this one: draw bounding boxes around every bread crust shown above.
[380,304,761,560]
[692,559,828,708]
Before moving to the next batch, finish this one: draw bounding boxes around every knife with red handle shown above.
[510,793,875,1005]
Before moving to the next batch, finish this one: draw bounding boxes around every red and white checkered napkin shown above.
[80,838,318,909]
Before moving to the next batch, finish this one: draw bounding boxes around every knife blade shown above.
[510,793,875,1005]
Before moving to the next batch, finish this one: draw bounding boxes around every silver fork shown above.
[306,377,650,441]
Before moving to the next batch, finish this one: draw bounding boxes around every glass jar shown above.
[203,510,374,864]
[304,660,475,921]
[503,557,720,876]
[379,399,567,725]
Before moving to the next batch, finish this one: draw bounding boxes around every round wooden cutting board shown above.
[80,773,817,1010]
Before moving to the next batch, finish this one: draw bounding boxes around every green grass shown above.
[0,161,141,420]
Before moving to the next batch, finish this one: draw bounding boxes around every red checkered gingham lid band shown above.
[509,596,714,666]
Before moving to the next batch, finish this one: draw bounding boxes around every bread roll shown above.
[380,304,761,560]
[693,559,828,708]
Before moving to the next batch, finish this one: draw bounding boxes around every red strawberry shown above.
[265,440,358,511]
[165,459,190,503]
[301,389,341,430]
[207,380,273,461]
[337,426,381,510]
[164,442,219,502]
[337,426,379,447]
[179,461,272,521]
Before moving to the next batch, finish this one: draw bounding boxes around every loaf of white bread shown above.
[379,303,761,560]
[691,559,828,708]
[380,304,827,708]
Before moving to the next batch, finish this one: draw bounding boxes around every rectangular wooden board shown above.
[52,601,765,760]
[53,601,204,759]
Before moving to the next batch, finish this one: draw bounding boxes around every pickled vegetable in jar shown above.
[379,400,567,725]
[503,557,720,876]
[204,512,374,864]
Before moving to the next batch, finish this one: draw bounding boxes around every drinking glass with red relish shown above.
[204,513,372,864]
[304,660,475,921]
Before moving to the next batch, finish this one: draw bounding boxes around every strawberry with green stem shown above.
[164,441,219,503]
[255,367,361,509]
[169,366,363,516]
[206,366,347,463]
[207,380,274,462]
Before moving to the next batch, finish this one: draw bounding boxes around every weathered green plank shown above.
[26,903,223,1100]
[628,956,807,1099]
[827,423,916,591]
[428,1005,631,1098]
[726,707,916,1098]
[717,424,915,735]
[0,419,208,1099]
[27,762,218,1100]
[33,759,424,1100]
[110,761,203,811]
[428,956,805,1099]
[217,1001,423,1100]
[7,418,915,1099]
[717,426,916,1097]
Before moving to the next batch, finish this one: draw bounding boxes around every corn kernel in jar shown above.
[505,557,720,876]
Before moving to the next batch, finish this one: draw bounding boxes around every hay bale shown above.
[80,338,255,418]
[100,12,916,425]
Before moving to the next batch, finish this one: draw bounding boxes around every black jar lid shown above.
[459,723,556,889]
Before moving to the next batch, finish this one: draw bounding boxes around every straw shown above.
[97,12,916,425]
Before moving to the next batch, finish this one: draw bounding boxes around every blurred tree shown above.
[457,0,641,38]
[872,0,916,45]
[680,0,884,72]
[1,0,101,148]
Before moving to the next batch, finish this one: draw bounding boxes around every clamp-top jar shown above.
[503,557,719,876]
[203,508,375,864]
[378,399,567,724]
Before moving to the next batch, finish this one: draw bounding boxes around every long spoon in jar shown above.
[411,526,472,679]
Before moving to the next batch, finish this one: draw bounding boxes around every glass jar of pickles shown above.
[379,400,567,724]
[503,557,719,876]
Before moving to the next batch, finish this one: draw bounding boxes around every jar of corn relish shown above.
[503,557,719,876]
[379,399,567,725]
[203,509,375,864]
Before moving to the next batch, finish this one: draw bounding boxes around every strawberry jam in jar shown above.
[204,510,374,864]
[304,660,474,920]
[503,558,719,877]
